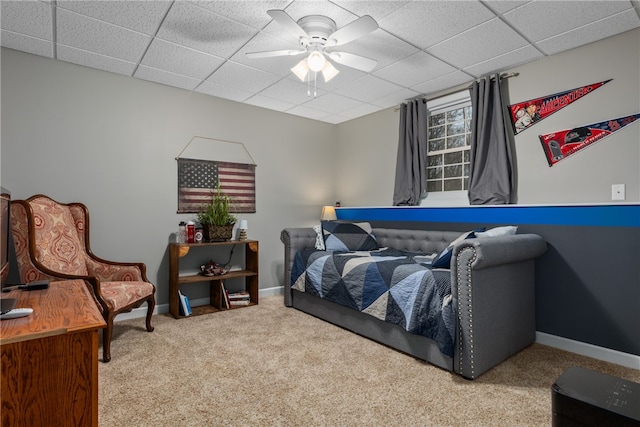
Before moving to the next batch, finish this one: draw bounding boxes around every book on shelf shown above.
[220,281,230,309]
[227,291,250,300]
[178,290,192,316]
[228,291,251,306]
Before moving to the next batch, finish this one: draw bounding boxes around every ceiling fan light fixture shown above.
[321,61,339,82]
[306,51,326,72]
[291,59,309,81]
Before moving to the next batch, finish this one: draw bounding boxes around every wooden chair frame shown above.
[10,195,155,362]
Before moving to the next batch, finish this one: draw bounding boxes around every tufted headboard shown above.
[373,228,461,255]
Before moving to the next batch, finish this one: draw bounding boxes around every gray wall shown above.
[335,28,640,206]
[1,28,638,312]
[0,47,337,303]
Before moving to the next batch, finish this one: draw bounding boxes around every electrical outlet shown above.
[612,184,625,201]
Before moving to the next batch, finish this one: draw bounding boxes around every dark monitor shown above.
[0,188,10,287]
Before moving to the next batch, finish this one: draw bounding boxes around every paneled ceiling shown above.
[2,1,639,124]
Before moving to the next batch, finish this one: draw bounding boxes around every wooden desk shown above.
[1,280,106,427]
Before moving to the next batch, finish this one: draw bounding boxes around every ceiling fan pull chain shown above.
[314,72,318,98]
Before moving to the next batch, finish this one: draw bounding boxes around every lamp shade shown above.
[320,206,337,221]
[321,61,340,82]
[290,59,308,81]
[239,220,248,230]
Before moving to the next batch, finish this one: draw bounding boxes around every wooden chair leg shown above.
[102,315,114,363]
[145,296,155,333]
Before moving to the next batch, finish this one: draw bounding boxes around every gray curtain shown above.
[393,99,428,206]
[468,74,514,205]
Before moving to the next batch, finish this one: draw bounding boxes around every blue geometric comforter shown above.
[291,248,456,357]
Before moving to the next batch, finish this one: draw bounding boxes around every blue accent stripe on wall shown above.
[336,205,640,227]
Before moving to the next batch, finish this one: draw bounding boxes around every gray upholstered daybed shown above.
[281,225,547,379]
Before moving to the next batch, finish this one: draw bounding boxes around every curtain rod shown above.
[395,72,519,111]
[467,72,519,89]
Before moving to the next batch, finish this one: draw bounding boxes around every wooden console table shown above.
[1,279,106,427]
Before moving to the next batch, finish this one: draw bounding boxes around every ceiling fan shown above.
[246,10,379,84]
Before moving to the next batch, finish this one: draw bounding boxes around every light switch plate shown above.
[612,184,625,201]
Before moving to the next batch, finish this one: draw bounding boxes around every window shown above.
[425,91,472,194]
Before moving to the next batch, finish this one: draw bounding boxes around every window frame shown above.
[421,90,472,207]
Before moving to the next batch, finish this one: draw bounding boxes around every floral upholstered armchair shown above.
[10,195,155,362]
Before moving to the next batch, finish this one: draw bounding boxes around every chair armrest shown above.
[280,228,318,306]
[85,256,147,282]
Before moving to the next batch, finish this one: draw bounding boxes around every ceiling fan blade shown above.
[327,51,377,72]
[326,15,378,47]
[246,49,306,59]
[267,10,308,40]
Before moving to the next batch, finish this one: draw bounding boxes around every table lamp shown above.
[320,206,337,221]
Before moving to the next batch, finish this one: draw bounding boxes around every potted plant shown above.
[196,184,237,241]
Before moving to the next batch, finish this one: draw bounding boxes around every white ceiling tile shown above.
[141,38,224,80]
[286,105,332,121]
[411,71,475,97]
[378,1,495,49]
[322,114,351,124]
[374,51,456,87]
[302,92,366,114]
[483,1,529,15]
[0,0,52,40]
[56,0,171,35]
[134,65,201,91]
[192,1,291,29]
[336,75,405,103]
[195,80,254,102]
[56,8,151,62]
[245,94,296,111]
[337,102,381,120]
[369,87,422,109]
[258,78,327,105]
[427,18,529,70]
[330,1,409,22]
[206,61,282,93]
[535,11,640,55]
[0,30,53,58]
[463,45,543,78]
[57,45,136,76]
[156,1,258,59]
[273,1,358,29]
[503,0,634,42]
[335,29,419,70]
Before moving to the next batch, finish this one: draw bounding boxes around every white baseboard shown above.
[114,286,284,322]
[536,332,640,370]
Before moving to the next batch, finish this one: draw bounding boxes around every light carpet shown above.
[99,296,640,426]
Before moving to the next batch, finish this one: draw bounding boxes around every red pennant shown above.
[539,113,640,166]
[509,80,611,134]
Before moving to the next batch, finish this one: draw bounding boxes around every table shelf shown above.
[169,240,259,319]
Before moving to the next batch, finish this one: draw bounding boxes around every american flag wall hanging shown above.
[177,158,256,213]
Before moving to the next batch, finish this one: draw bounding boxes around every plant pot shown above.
[204,224,234,242]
